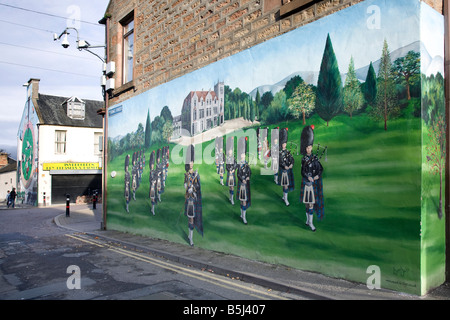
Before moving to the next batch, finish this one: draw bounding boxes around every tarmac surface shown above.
[4,201,450,300]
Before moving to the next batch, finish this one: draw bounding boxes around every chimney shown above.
[27,78,40,100]
[0,153,8,168]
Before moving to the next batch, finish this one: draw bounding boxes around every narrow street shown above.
[0,205,300,301]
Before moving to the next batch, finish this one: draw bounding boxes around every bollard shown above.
[66,194,70,217]
[43,192,46,206]
[92,192,97,210]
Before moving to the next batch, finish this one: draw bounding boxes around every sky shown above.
[0,0,109,157]
[108,0,443,139]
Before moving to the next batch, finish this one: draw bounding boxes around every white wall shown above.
[38,125,103,205]
[0,171,16,201]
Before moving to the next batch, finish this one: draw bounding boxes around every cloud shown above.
[0,0,108,149]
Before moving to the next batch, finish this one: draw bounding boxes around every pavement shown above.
[7,202,450,300]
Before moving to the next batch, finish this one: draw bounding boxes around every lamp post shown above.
[54,26,110,230]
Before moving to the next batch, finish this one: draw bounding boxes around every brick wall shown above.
[105,0,443,106]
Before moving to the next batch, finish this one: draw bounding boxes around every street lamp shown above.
[53,27,115,97]
[53,26,112,230]
[53,27,106,62]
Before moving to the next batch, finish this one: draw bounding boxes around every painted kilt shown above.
[216,152,225,175]
[226,161,237,187]
[184,171,203,236]
[300,177,324,220]
[277,149,295,192]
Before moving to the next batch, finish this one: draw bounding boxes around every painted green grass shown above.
[106,113,432,294]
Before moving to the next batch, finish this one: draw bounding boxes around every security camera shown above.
[61,33,70,48]
[77,39,89,49]
[53,33,58,41]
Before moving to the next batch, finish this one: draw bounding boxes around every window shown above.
[68,101,85,119]
[122,17,134,84]
[65,97,85,120]
[94,132,102,156]
[55,130,67,154]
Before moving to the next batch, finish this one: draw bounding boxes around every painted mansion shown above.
[180,81,225,136]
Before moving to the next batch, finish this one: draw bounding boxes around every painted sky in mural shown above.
[108,0,443,139]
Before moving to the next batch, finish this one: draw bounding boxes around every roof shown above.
[192,90,217,101]
[0,157,17,174]
[35,94,103,128]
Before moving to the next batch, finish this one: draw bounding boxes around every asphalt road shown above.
[0,205,301,301]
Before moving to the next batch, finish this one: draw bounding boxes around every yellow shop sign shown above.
[43,162,101,171]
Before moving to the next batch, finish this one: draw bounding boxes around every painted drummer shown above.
[300,125,325,232]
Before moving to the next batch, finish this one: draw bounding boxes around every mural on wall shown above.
[106,0,445,295]
[17,91,39,206]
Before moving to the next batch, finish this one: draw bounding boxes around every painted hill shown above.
[249,41,442,99]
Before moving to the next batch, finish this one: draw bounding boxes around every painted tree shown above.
[422,73,445,125]
[284,75,304,99]
[364,61,377,107]
[249,97,256,122]
[243,98,249,121]
[424,73,446,219]
[162,121,174,143]
[160,105,173,123]
[316,34,343,126]
[260,91,274,116]
[254,89,261,120]
[373,39,399,131]
[263,91,286,124]
[287,82,315,125]
[234,88,242,118]
[224,85,232,120]
[343,57,364,118]
[144,109,152,148]
[392,50,420,100]
[426,114,446,219]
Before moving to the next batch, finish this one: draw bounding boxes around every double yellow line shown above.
[66,233,289,300]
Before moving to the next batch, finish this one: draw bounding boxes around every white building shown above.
[17,79,104,205]
[0,153,17,201]
[180,82,224,136]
